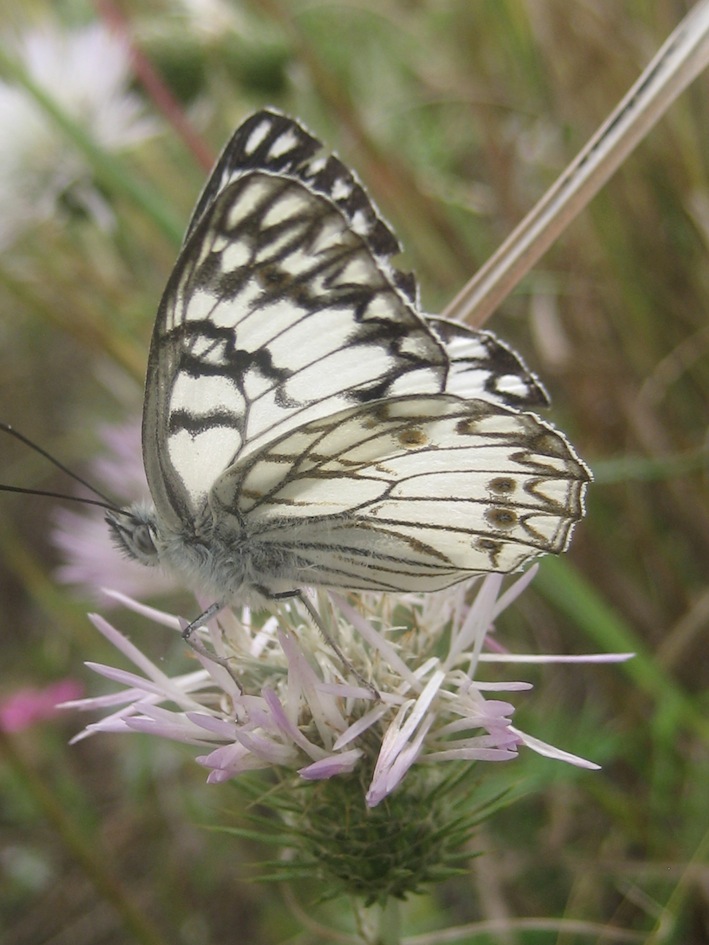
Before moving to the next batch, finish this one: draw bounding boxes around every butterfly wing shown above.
[142,110,549,535]
[142,111,449,529]
[211,395,590,593]
[426,316,549,408]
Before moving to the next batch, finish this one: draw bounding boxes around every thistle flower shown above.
[0,21,156,247]
[46,308,601,904]
[64,570,628,901]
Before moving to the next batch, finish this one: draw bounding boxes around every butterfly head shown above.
[106,504,161,568]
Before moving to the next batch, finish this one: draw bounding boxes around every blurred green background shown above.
[1,1,708,942]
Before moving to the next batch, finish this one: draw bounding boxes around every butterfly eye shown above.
[132,523,158,558]
[106,509,159,565]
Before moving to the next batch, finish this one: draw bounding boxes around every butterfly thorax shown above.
[106,502,309,606]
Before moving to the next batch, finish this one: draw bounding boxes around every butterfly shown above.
[107,109,590,613]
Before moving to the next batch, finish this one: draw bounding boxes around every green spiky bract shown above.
[212,763,512,907]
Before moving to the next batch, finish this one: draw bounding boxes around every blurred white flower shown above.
[0,21,156,247]
[174,0,243,37]
[65,571,628,807]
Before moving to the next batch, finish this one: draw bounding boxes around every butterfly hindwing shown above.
[209,394,588,593]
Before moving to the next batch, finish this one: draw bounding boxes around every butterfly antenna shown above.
[0,421,119,510]
[0,483,120,512]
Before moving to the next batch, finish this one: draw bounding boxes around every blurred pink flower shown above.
[52,420,177,604]
[0,679,84,732]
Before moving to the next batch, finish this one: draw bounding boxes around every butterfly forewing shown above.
[426,317,549,408]
[143,137,449,523]
[136,109,590,602]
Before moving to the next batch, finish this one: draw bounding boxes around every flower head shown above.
[61,561,632,900]
[67,571,608,800]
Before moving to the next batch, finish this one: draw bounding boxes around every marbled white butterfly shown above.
[107,110,590,612]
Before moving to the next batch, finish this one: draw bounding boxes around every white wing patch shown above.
[244,118,272,155]
[267,128,300,159]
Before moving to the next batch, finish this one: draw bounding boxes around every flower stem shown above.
[354,897,402,945]
[443,0,709,327]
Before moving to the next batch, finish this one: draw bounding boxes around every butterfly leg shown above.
[180,602,245,689]
[181,601,224,640]
[180,593,378,698]
[273,589,379,700]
